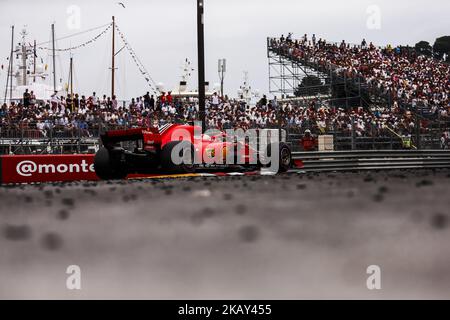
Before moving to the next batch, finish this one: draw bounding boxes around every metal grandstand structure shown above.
[267,37,365,109]
[268,38,329,98]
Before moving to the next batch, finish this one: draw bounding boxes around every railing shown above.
[1,121,446,155]
[0,124,105,155]
[292,150,450,172]
[0,123,140,140]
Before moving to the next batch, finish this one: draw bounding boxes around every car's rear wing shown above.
[101,128,158,147]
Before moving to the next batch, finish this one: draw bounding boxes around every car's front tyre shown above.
[263,142,293,173]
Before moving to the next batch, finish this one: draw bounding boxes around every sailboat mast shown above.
[69,56,74,111]
[4,26,14,103]
[3,59,9,104]
[21,35,27,86]
[33,40,36,83]
[10,26,14,101]
[111,16,115,98]
[70,56,73,97]
[51,23,56,93]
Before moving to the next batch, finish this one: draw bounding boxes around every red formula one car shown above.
[94,124,293,180]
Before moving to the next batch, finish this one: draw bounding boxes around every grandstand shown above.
[268,34,450,149]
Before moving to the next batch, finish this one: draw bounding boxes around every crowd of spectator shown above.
[270,34,449,117]
[0,33,448,148]
[0,89,436,141]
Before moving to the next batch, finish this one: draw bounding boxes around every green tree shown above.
[433,36,450,61]
[294,75,326,97]
[415,41,432,56]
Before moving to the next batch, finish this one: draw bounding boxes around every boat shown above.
[3,28,64,103]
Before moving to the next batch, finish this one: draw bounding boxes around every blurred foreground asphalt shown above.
[1,169,450,299]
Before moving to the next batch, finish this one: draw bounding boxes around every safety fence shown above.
[292,150,450,172]
[1,129,446,155]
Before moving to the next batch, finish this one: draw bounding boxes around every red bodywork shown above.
[101,124,256,166]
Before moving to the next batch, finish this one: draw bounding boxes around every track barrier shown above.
[0,155,98,184]
[1,150,449,184]
[292,150,450,172]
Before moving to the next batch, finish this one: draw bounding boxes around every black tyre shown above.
[94,147,127,180]
[161,141,196,174]
[264,142,292,173]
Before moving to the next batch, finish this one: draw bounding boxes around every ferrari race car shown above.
[94,124,293,180]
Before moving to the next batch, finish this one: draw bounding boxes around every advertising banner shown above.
[0,155,98,184]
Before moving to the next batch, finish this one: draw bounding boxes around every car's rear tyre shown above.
[264,142,292,173]
[94,147,128,180]
[161,141,196,174]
